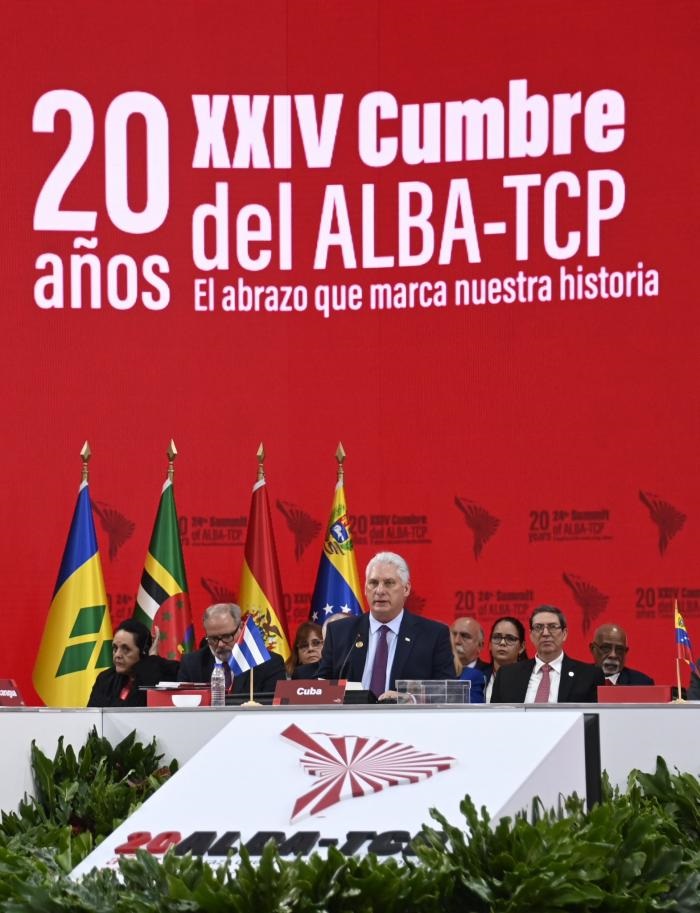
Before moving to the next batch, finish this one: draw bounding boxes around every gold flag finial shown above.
[80,441,91,483]
[336,441,346,482]
[256,442,265,482]
[167,439,178,482]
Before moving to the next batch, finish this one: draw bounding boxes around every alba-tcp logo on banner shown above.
[280,723,455,821]
[71,709,588,878]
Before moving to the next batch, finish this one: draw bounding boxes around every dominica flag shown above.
[310,477,364,623]
[135,478,194,659]
[33,481,113,706]
[230,614,272,675]
[238,476,291,662]
[675,604,699,674]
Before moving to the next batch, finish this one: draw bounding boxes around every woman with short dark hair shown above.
[87,618,179,706]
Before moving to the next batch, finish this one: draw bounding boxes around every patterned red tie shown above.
[534,663,551,703]
[223,663,233,693]
[369,626,389,697]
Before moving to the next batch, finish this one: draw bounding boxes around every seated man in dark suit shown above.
[491,605,604,703]
[450,617,492,676]
[689,669,700,700]
[178,603,285,694]
[588,623,654,685]
[316,551,455,699]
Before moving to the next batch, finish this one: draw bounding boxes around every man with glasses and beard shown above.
[178,603,286,694]
[588,623,654,685]
[491,605,604,703]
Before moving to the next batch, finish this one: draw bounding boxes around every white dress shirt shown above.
[524,653,564,703]
[361,611,404,693]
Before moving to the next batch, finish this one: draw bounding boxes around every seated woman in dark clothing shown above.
[87,618,179,707]
[286,622,324,679]
[485,615,528,703]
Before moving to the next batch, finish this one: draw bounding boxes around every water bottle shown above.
[210,663,226,707]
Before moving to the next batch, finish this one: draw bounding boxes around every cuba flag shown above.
[309,479,364,623]
[33,482,113,706]
[230,615,272,675]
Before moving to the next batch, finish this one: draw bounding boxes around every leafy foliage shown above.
[1,743,699,913]
[0,727,176,872]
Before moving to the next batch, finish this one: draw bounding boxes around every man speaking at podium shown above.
[316,551,454,699]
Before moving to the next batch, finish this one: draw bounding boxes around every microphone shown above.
[338,633,363,682]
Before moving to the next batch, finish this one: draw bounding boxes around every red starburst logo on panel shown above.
[281,724,456,822]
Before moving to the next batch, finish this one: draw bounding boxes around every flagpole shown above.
[674,599,686,702]
[242,443,265,708]
[80,441,91,483]
[241,650,261,706]
[167,439,177,482]
[256,441,265,482]
[336,441,345,482]
[675,658,684,702]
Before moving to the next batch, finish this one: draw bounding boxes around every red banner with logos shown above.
[2,0,698,702]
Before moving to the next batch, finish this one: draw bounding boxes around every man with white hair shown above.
[316,551,454,698]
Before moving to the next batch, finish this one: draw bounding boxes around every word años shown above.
[34,238,170,310]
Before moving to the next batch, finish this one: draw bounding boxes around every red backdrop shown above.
[2,0,698,703]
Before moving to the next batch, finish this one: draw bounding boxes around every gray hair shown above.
[203,603,242,626]
[365,551,410,585]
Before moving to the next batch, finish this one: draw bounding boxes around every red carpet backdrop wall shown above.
[1,0,698,703]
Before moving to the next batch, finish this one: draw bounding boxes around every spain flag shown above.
[238,477,291,662]
[33,482,113,706]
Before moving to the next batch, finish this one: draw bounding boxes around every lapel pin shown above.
[356,641,364,648]
[404,636,411,642]
[568,670,574,677]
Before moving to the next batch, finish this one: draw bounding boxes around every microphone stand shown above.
[338,636,363,683]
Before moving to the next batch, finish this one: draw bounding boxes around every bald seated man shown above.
[588,623,654,685]
[450,617,491,675]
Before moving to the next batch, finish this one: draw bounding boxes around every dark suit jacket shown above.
[689,671,700,701]
[490,654,605,703]
[613,666,655,686]
[291,661,320,680]
[178,647,286,694]
[88,656,180,707]
[316,610,454,691]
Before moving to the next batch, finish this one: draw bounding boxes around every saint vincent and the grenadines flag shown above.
[135,478,194,659]
[310,479,364,623]
[238,478,291,662]
[33,481,113,707]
